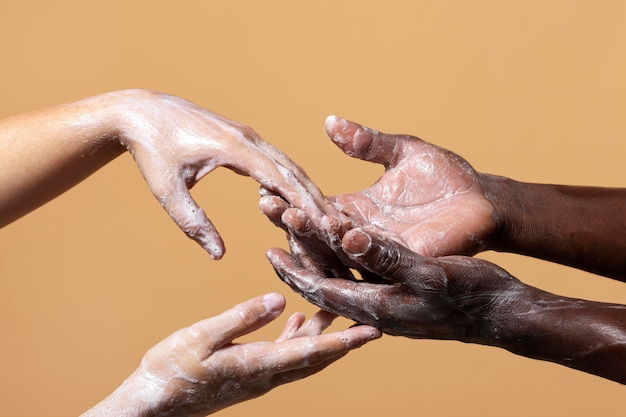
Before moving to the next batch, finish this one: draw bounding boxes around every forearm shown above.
[0,92,135,227]
[82,371,171,417]
[478,286,626,384]
[483,174,626,280]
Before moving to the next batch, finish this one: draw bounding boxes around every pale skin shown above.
[261,116,626,383]
[83,293,381,417]
[0,95,380,415]
[0,89,335,259]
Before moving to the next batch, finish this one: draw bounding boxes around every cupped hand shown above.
[267,229,527,342]
[88,293,380,417]
[259,192,357,279]
[324,116,497,257]
[117,90,334,259]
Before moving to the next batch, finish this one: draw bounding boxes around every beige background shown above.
[1,1,625,416]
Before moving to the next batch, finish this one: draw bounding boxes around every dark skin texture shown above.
[287,116,626,280]
[260,116,626,384]
[267,229,626,385]
[486,178,626,280]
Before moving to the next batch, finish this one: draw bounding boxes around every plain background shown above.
[1,1,625,416]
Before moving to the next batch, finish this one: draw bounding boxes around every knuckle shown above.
[372,243,405,278]
[183,223,205,240]
[233,307,263,329]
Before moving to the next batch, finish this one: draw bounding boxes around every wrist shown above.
[476,285,626,382]
[472,283,542,349]
[479,173,525,253]
[95,89,161,150]
[82,369,170,417]
[474,282,571,357]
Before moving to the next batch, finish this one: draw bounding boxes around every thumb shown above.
[342,229,442,289]
[325,115,397,166]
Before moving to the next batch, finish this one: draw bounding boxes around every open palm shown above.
[326,116,496,257]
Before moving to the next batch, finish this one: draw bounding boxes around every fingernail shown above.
[343,229,372,256]
[262,293,285,314]
[325,115,339,130]
[325,115,350,144]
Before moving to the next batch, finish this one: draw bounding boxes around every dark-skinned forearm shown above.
[482,174,626,280]
[478,286,626,384]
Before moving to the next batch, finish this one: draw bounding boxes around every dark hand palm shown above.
[326,116,496,257]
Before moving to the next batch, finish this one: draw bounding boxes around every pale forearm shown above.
[483,174,626,280]
[82,372,166,417]
[0,92,128,226]
[81,369,199,417]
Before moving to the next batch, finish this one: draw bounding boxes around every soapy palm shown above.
[326,116,496,257]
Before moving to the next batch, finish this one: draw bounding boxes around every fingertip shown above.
[324,115,340,135]
[258,186,277,197]
[340,325,383,349]
[174,210,225,259]
[210,249,224,260]
[324,115,352,146]
[342,229,372,257]
[319,215,343,249]
[275,312,307,342]
[265,247,283,262]
[265,247,292,274]
[287,311,307,326]
[355,324,382,341]
[262,292,286,315]
[363,325,383,340]
[203,239,225,260]
[281,207,309,234]
[259,194,288,219]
